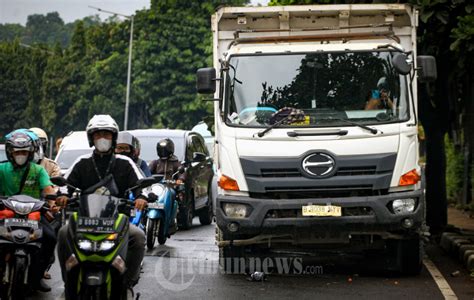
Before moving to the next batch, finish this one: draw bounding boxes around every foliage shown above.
[445,134,464,204]
[0,1,249,140]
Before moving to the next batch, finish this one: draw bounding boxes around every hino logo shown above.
[302,153,336,177]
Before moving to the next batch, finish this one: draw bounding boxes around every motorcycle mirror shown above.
[136,177,158,188]
[51,176,67,186]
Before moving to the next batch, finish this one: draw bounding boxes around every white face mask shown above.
[94,138,112,152]
[14,155,28,166]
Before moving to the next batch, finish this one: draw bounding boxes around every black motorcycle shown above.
[0,195,48,300]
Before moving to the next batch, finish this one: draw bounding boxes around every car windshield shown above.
[136,136,185,163]
[56,149,93,169]
[225,51,409,127]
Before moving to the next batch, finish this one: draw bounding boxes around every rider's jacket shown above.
[65,151,144,197]
[0,161,52,198]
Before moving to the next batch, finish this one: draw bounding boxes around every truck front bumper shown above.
[216,190,424,239]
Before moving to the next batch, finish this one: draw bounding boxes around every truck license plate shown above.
[302,205,341,217]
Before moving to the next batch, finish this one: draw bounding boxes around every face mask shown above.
[94,138,112,152]
[14,155,28,166]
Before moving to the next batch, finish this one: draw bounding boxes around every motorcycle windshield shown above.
[78,194,121,218]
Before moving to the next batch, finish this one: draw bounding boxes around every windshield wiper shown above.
[327,117,381,135]
[256,114,292,138]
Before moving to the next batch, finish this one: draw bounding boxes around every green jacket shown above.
[0,161,53,199]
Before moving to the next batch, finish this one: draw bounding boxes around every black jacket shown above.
[149,155,185,181]
[65,151,144,197]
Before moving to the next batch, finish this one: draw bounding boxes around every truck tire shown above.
[217,227,246,274]
[389,238,422,275]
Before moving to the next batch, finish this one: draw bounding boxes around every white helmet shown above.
[86,114,119,147]
[29,127,48,141]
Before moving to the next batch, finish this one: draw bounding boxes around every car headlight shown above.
[223,203,249,219]
[98,240,115,252]
[77,239,93,251]
[391,199,416,214]
[11,201,35,215]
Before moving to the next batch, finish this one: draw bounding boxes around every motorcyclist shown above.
[28,128,62,280]
[131,135,152,177]
[29,127,61,177]
[0,129,57,293]
[149,138,185,182]
[56,115,147,294]
[115,131,151,177]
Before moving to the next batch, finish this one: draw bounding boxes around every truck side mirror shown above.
[197,67,216,94]
[417,56,437,83]
[392,53,411,75]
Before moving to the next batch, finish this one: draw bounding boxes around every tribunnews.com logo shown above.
[153,253,324,291]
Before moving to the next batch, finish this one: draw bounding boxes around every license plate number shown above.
[77,217,115,233]
[4,218,39,229]
[302,205,342,217]
[148,202,164,209]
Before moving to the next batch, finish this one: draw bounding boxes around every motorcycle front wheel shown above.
[146,219,159,250]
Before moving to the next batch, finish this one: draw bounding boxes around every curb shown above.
[440,230,474,272]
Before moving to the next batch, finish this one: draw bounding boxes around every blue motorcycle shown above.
[145,178,179,249]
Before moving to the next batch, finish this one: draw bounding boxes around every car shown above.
[0,144,6,162]
[130,129,215,228]
[54,131,93,175]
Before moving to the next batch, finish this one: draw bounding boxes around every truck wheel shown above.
[198,187,213,225]
[146,219,158,250]
[178,195,193,230]
[389,238,422,275]
[217,227,246,274]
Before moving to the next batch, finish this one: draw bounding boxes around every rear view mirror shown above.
[137,177,158,188]
[417,56,437,83]
[392,53,411,75]
[196,68,216,94]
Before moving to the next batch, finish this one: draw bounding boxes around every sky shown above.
[0,0,269,25]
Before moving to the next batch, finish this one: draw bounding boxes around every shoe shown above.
[35,279,52,292]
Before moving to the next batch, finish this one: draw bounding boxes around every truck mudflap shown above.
[216,190,424,240]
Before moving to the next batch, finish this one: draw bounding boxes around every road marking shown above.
[423,257,458,300]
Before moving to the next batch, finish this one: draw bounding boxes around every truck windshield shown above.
[224,51,409,128]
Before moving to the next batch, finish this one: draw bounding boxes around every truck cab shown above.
[197,4,436,275]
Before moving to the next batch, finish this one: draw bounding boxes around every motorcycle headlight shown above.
[99,240,115,252]
[77,239,93,251]
[11,201,35,215]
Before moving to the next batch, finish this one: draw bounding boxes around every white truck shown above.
[197,4,436,275]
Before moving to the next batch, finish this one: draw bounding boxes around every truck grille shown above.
[241,152,396,197]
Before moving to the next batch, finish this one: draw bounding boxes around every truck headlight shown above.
[223,203,249,218]
[391,199,416,214]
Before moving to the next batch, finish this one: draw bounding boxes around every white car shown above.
[54,131,92,175]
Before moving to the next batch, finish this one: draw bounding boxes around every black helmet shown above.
[131,135,141,160]
[156,138,174,159]
[5,130,36,167]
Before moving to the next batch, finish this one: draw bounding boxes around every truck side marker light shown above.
[398,169,420,186]
[218,175,240,191]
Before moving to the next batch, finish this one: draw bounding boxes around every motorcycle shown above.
[145,173,181,249]
[51,176,155,300]
[0,195,49,300]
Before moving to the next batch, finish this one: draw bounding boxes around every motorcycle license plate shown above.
[148,202,164,209]
[302,205,342,217]
[4,218,39,229]
[77,217,115,233]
